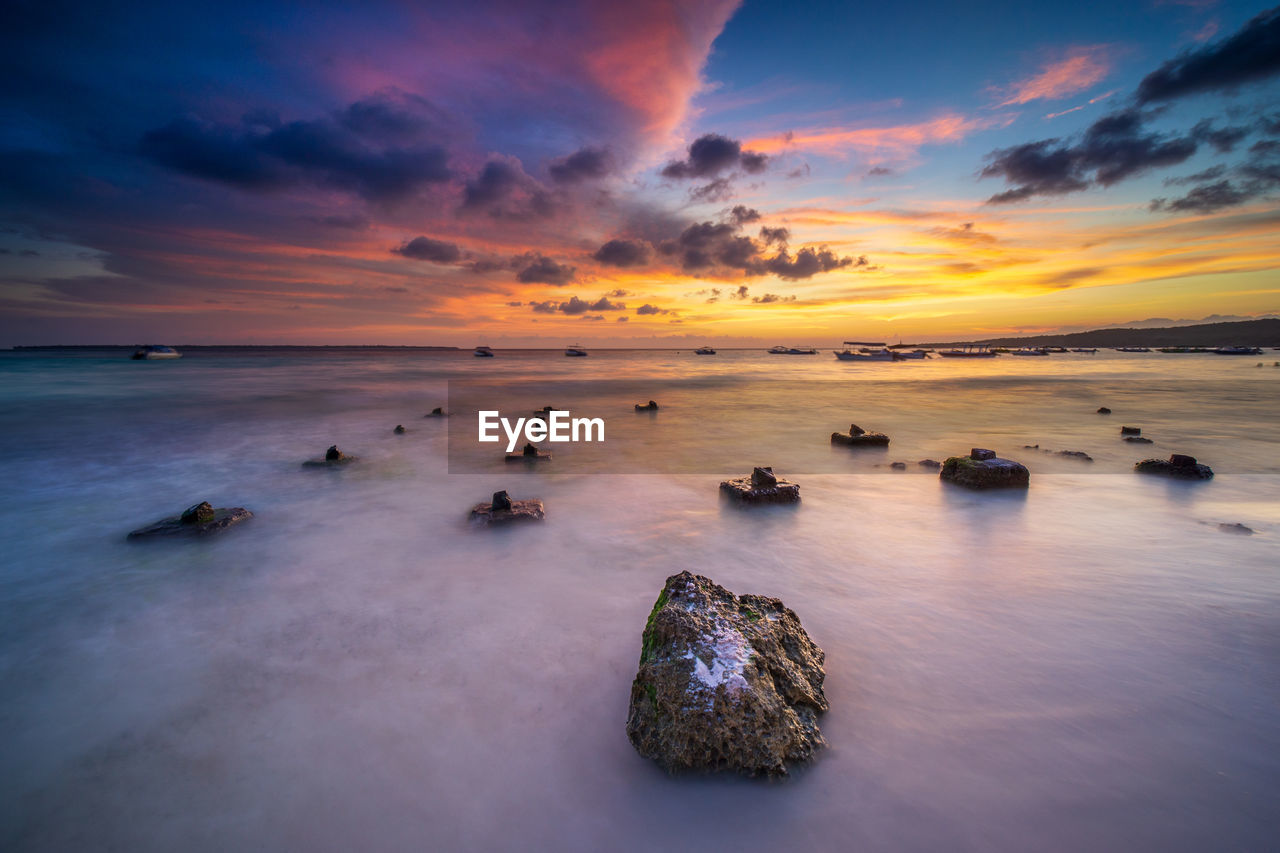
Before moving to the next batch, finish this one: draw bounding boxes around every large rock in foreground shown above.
[626,571,827,777]
[128,501,253,540]
[719,466,800,504]
[940,448,1029,490]
[1135,454,1213,480]
[830,423,890,447]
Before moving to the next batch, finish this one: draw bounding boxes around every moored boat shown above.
[834,341,895,361]
[473,346,495,357]
[564,344,589,357]
[694,346,716,355]
[1116,346,1151,352]
[769,345,818,354]
[1010,347,1049,356]
[937,345,997,358]
[1213,345,1263,355]
[1070,347,1098,353]
[130,345,182,360]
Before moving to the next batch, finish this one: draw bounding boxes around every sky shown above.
[1,0,1278,346]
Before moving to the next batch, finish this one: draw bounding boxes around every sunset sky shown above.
[2,0,1278,345]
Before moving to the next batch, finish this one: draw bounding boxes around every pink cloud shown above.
[995,47,1112,107]
[746,114,1000,159]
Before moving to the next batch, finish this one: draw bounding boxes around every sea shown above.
[1,346,1278,851]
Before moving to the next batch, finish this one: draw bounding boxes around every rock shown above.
[635,400,660,411]
[303,445,357,467]
[625,571,827,777]
[128,502,253,540]
[1121,426,1141,436]
[394,424,406,434]
[831,424,890,446]
[469,491,545,527]
[1124,436,1154,444]
[1218,522,1254,535]
[917,459,941,469]
[940,449,1029,490]
[1097,407,1112,414]
[1023,444,1040,449]
[506,442,551,462]
[425,407,447,417]
[1134,454,1214,480]
[890,461,907,470]
[720,466,800,504]
[1057,450,1094,461]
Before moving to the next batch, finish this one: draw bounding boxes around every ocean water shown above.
[1,347,1278,851]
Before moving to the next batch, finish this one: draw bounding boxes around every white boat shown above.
[1010,347,1049,356]
[769,345,818,354]
[1213,345,1263,355]
[473,346,495,357]
[834,341,895,361]
[891,348,930,359]
[1116,346,1151,352]
[937,345,996,358]
[564,344,589,357]
[130,345,182,360]
[694,346,716,355]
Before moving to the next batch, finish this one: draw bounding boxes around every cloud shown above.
[982,109,1197,203]
[995,47,1112,107]
[728,205,761,224]
[515,253,575,285]
[592,239,650,268]
[392,236,462,263]
[688,177,735,203]
[660,133,769,179]
[460,157,554,220]
[747,114,995,158]
[927,222,998,244]
[751,293,796,303]
[529,293,625,315]
[635,303,669,315]
[1136,7,1280,104]
[548,147,613,183]
[758,226,789,245]
[616,315,629,322]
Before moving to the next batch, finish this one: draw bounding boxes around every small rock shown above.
[625,571,827,777]
[1218,522,1254,535]
[425,407,447,417]
[917,459,941,469]
[831,424,890,447]
[1097,407,1112,414]
[303,445,357,467]
[394,424,406,434]
[1121,426,1141,436]
[1057,450,1094,461]
[890,461,907,470]
[1134,454,1214,480]
[128,502,253,540]
[1023,444,1039,449]
[1124,436,1154,444]
[720,466,800,504]
[469,491,545,527]
[635,400,660,411]
[940,450,1029,490]
[506,442,552,462]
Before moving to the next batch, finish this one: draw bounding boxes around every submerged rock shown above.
[889,461,907,470]
[831,423,890,447]
[635,400,660,411]
[1097,407,1112,414]
[626,571,827,777]
[1057,450,1094,461]
[1124,436,1154,444]
[127,501,253,540]
[940,449,1029,490]
[394,424,406,434]
[506,442,551,462]
[917,459,942,469]
[302,445,357,467]
[425,407,447,417]
[1134,454,1214,480]
[469,490,545,527]
[1121,426,1142,436]
[720,466,800,504]
[1219,522,1254,535]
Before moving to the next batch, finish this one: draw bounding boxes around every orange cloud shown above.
[995,47,1112,107]
[745,114,998,158]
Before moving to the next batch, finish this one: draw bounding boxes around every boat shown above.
[694,346,716,355]
[1116,346,1151,352]
[473,346,495,357]
[769,345,818,354]
[891,348,930,359]
[1044,346,1067,353]
[1070,347,1098,353]
[1010,347,1049,356]
[936,345,997,358]
[834,341,895,361]
[1213,345,1263,355]
[564,344,589,357]
[130,345,182,360]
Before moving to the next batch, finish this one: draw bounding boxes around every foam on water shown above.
[1,348,1278,851]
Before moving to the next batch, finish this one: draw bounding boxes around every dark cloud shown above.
[1136,7,1280,104]
[606,289,631,297]
[865,166,894,177]
[751,293,796,303]
[140,102,453,202]
[728,205,761,224]
[506,301,523,307]
[655,218,864,280]
[392,236,462,263]
[616,315,629,322]
[529,294,624,315]
[589,296,625,311]
[460,158,554,220]
[592,239,650,268]
[1192,120,1250,153]
[688,177,735,203]
[660,134,768,180]
[761,248,862,280]
[759,226,789,246]
[729,285,749,300]
[635,303,669,315]
[548,147,612,183]
[515,253,575,285]
[1150,180,1253,212]
[982,109,1197,203]
[1163,165,1228,186]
